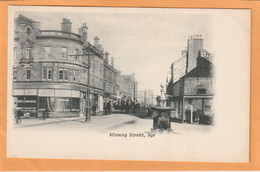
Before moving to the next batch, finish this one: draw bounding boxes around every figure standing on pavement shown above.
[43,98,49,120]
[125,102,130,113]
[107,102,111,114]
[92,103,96,115]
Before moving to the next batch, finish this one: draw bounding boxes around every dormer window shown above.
[27,28,31,35]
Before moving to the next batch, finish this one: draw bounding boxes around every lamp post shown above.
[85,43,91,122]
[70,42,94,122]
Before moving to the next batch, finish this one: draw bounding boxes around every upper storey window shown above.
[61,47,67,59]
[26,68,31,80]
[45,47,51,58]
[26,47,32,58]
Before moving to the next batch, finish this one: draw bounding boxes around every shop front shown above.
[13,89,81,118]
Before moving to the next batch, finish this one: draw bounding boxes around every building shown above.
[116,72,140,109]
[137,89,154,107]
[166,35,214,124]
[170,35,213,83]
[103,51,118,110]
[121,73,138,103]
[13,15,104,118]
[116,71,133,106]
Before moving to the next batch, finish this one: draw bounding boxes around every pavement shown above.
[13,113,213,134]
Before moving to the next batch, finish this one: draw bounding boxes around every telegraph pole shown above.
[85,42,91,122]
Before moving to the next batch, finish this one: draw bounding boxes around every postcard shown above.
[7,6,250,162]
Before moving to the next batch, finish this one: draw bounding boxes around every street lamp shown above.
[85,43,91,122]
[69,42,96,122]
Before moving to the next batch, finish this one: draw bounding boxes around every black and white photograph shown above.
[7,6,250,162]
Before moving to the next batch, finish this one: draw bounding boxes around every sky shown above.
[15,7,214,95]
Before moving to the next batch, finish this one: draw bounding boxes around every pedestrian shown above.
[92,104,96,115]
[125,102,130,113]
[120,101,125,113]
[107,102,111,114]
[17,109,23,124]
[43,99,49,120]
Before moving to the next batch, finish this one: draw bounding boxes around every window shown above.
[96,61,98,71]
[13,68,17,81]
[26,47,32,58]
[61,47,67,59]
[13,47,17,59]
[26,68,31,80]
[93,60,96,70]
[45,47,51,58]
[48,68,53,80]
[64,69,68,81]
[42,68,47,80]
[198,88,206,94]
[73,69,76,81]
[42,67,53,80]
[59,68,64,80]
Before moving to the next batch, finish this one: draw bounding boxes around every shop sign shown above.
[13,89,24,96]
[39,89,55,97]
[71,90,80,98]
[55,89,71,98]
[25,89,37,95]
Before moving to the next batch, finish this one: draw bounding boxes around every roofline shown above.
[18,14,38,23]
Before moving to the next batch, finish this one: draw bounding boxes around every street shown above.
[13,113,212,134]
[8,113,240,162]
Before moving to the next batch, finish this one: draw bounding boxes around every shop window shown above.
[45,47,51,58]
[198,88,206,94]
[56,98,71,112]
[61,47,67,59]
[26,68,31,80]
[71,98,80,111]
[59,68,64,80]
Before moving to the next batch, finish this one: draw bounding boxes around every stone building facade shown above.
[13,15,104,117]
[103,51,118,110]
[167,57,214,124]
[166,35,214,124]
[116,71,133,106]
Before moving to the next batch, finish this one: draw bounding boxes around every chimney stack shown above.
[94,36,99,46]
[104,51,109,64]
[111,57,114,68]
[78,23,88,42]
[61,18,72,32]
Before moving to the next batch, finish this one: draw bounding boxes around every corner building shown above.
[13,15,104,118]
